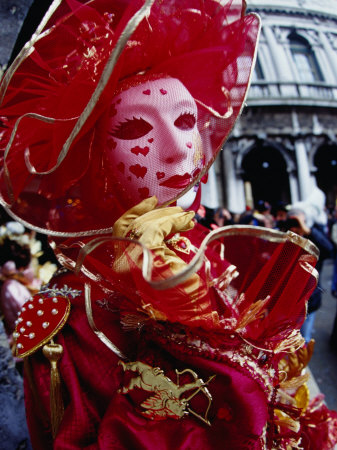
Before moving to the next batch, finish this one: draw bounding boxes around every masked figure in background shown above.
[0,1,336,449]
[0,222,55,341]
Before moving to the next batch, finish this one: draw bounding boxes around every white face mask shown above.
[105,77,204,206]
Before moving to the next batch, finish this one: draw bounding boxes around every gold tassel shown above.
[42,340,64,438]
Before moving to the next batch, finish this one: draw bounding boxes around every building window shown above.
[252,56,264,81]
[289,34,324,82]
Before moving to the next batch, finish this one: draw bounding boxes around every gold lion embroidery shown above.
[118,360,215,425]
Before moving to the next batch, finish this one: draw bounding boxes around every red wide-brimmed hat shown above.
[0,0,260,235]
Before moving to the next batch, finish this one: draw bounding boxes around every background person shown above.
[281,208,333,342]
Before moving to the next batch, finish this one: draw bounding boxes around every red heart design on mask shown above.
[143,89,151,95]
[131,146,149,156]
[156,172,165,180]
[186,142,192,148]
[130,164,147,178]
[160,89,167,95]
[148,138,154,143]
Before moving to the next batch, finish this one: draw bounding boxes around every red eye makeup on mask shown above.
[110,117,153,140]
[174,112,196,130]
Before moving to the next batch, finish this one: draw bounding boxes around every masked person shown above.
[0,1,337,449]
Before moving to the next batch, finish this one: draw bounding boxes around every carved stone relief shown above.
[237,108,294,136]
[327,33,337,50]
[273,26,321,47]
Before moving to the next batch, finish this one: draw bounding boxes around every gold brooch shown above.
[165,234,191,254]
[126,228,141,240]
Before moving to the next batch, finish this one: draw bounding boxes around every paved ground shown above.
[308,258,337,411]
[0,0,34,71]
[0,321,32,450]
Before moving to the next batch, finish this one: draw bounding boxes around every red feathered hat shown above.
[0,0,260,235]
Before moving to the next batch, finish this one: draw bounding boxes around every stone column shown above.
[315,46,335,84]
[319,32,337,84]
[294,140,313,200]
[292,111,313,200]
[222,146,246,213]
[264,25,292,81]
[288,171,300,204]
[201,164,220,209]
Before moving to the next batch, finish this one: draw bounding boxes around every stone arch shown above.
[313,143,337,206]
[308,136,326,172]
[236,139,295,174]
[240,140,292,206]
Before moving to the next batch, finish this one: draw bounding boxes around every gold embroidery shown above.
[235,296,270,331]
[210,264,239,290]
[118,360,215,425]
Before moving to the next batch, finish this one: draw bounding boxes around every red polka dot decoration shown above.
[13,294,70,358]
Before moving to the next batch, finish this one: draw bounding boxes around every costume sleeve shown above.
[331,222,337,247]
[310,225,333,260]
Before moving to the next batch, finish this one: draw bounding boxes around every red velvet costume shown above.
[1,0,337,449]
[23,222,337,449]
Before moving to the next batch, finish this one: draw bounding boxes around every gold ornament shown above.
[118,360,215,425]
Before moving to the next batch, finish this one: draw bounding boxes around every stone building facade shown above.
[208,0,337,214]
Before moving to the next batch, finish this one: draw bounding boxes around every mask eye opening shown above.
[110,117,153,140]
[174,112,196,130]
